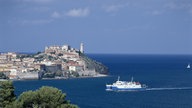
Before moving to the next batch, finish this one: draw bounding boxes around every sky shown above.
[0,0,192,54]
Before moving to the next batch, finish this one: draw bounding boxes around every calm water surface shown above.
[14,55,192,108]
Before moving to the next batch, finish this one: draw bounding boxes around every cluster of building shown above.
[0,52,39,79]
[0,43,98,80]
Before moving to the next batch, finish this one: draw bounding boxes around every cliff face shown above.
[80,53,108,75]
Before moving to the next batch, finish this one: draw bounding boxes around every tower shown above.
[80,43,84,53]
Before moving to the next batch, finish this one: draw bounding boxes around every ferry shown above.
[106,76,147,91]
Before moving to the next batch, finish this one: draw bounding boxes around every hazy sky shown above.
[0,0,192,54]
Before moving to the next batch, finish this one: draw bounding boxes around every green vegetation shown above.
[0,81,16,108]
[0,81,78,108]
[58,53,63,56]
[36,51,41,55]
[0,73,8,79]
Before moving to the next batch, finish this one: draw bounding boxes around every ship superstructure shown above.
[106,76,147,91]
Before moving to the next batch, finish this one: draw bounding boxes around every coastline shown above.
[0,49,108,80]
[93,73,108,77]
[42,73,108,80]
[2,73,108,81]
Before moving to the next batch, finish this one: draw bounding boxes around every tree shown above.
[15,86,78,108]
[0,81,78,108]
[0,81,16,108]
[36,51,41,55]
[17,90,38,108]
[0,72,7,79]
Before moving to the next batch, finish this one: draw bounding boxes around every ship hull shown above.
[106,85,146,91]
[106,87,146,91]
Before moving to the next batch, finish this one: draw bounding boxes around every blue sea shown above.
[13,54,192,108]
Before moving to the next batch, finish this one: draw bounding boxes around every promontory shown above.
[0,43,108,80]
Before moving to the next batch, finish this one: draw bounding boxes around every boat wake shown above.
[105,76,192,92]
[106,87,192,92]
[146,87,192,91]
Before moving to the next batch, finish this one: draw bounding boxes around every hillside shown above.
[0,44,108,79]
[80,53,108,75]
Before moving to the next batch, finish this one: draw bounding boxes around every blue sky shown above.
[0,0,192,54]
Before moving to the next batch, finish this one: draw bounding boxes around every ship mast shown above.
[131,77,133,82]
[118,76,120,81]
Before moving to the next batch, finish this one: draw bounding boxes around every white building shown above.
[0,54,7,60]
[9,69,18,79]
[22,58,35,63]
[0,52,17,61]
[69,65,83,72]
[62,45,71,51]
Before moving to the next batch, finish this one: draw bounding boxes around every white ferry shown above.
[106,76,147,91]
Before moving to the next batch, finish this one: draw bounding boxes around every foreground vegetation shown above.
[0,81,78,108]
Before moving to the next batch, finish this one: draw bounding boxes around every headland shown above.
[0,43,108,80]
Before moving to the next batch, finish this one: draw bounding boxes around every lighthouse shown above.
[80,43,84,53]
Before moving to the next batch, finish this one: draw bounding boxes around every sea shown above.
[13,54,192,108]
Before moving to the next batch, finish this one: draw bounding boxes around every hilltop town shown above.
[0,43,108,80]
